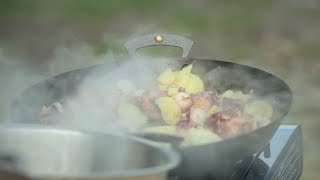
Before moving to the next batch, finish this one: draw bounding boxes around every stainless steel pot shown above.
[0,124,180,180]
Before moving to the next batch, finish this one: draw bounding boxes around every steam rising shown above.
[1,41,292,135]
[0,50,47,121]
[56,57,172,131]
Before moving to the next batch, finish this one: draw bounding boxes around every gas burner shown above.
[169,125,303,180]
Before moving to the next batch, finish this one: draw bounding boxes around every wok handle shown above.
[124,33,195,59]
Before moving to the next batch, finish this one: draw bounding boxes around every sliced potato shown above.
[167,87,179,97]
[221,90,250,101]
[158,83,168,91]
[155,97,181,125]
[144,126,177,135]
[184,74,205,94]
[117,102,148,128]
[174,64,193,88]
[182,128,222,146]
[244,100,273,122]
[207,105,221,116]
[157,68,176,86]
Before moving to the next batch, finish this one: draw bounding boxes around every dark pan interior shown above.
[10,58,293,125]
[8,58,293,179]
[9,58,293,176]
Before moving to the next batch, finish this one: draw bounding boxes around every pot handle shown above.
[124,33,195,59]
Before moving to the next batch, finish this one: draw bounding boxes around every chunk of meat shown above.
[136,96,160,120]
[205,111,258,139]
[181,111,190,121]
[175,92,193,112]
[144,90,166,99]
[135,90,167,120]
[222,97,245,112]
[223,108,242,118]
[176,120,196,134]
[39,106,52,124]
[219,117,246,139]
[189,107,207,126]
[39,101,65,125]
[191,91,219,111]
[179,87,186,92]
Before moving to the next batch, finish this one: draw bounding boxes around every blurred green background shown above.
[0,0,319,179]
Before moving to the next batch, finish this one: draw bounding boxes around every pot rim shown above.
[0,123,181,179]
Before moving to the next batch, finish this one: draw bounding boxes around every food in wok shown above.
[39,64,273,146]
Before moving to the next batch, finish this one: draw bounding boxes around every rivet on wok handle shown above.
[124,33,195,59]
[155,35,163,43]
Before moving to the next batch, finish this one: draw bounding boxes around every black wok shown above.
[9,34,293,179]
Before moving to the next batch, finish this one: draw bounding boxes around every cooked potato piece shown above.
[157,68,176,86]
[174,64,193,87]
[185,74,205,94]
[167,87,180,97]
[190,107,207,125]
[207,105,221,116]
[155,97,181,125]
[158,83,169,91]
[157,64,200,93]
[181,128,222,146]
[117,102,148,128]
[222,90,250,101]
[144,126,177,135]
[244,100,273,122]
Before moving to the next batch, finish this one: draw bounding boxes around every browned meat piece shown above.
[189,107,207,126]
[175,92,193,112]
[222,97,245,112]
[205,112,227,136]
[178,87,185,92]
[221,98,245,116]
[191,91,219,111]
[138,96,161,120]
[181,111,190,121]
[223,108,242,118]
[135,90,167,120]
[39,106,52,124]
[176,120,196,134]
[39,101,64,125]
[205,111,258,139]
[148,90,167,99]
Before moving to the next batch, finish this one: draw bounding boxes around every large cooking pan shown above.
[10,34,293,179]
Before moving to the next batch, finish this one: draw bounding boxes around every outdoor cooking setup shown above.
[0,34,302,180]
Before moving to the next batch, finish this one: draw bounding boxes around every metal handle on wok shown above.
[124,33,195,59]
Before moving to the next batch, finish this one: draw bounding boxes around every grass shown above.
[0,0,170,23]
